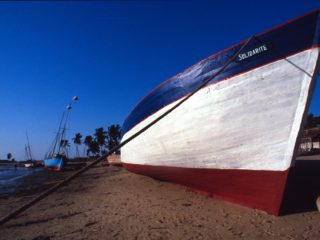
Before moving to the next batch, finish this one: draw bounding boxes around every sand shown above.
[0,163,320,240]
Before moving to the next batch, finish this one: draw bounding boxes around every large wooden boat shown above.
[120,10,320,215]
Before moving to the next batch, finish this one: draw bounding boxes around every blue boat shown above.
[44,96,78,171]
[44,155,66,171]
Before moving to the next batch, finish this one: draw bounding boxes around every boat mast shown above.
[25,132,33,161]
[50,110,66,157]
[25,145,29,160]
[57,96,79,156]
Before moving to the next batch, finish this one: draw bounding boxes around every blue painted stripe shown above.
[122,10,320,136]
[44,157,64,170]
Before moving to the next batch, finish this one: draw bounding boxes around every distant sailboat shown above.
[44,96,78,171]
[24,132,34,168]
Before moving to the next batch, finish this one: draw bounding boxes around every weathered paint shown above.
[124,163,289,215]
[120,11,320,214]
[121,10,320,136]
[122,48,319,171]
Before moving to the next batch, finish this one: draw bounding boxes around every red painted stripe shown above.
[124,163,289,215]
[45,167,62,171]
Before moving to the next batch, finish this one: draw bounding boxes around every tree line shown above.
[72,124,121,158]
[305,113,320,129]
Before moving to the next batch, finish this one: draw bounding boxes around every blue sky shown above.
[0,1,319,160]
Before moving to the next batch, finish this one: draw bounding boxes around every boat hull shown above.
[24,163,34,168]
[121,11,320,215]
[125,163,289,215]
[44,157,65,171]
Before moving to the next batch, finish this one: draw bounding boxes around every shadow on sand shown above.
[280,159,320,215]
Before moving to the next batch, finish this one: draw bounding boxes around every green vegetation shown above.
[305,114,320,129]
[7,153,12,161]
[107,124,121,155]
[94,127,107,155]
[75,124,121,158]
[72,133,82,158]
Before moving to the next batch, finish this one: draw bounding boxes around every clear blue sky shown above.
[0,1,319,160]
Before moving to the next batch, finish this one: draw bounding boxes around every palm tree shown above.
[72,133,82,158]
[60,139,69,147]
[84,135,93,156]
[107,124,121,154]
[305,113,320,129]
[7,153,12,161]
[88,140,100,157]
[59,139,70,157]
[94,127,107,155]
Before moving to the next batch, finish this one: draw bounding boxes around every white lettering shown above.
[238,44,268,62]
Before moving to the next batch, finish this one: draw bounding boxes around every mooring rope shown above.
[0,35,256,226]
[252,36,312,77]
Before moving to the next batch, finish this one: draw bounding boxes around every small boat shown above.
[121,10,320,215]
[44,96,78,171]
[24,133,35,168]
[43,154,66,171]
[24,163,34,168]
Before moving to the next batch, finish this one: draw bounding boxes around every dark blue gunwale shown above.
[121,10,320,136]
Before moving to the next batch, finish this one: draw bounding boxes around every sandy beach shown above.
[0,159,320,240]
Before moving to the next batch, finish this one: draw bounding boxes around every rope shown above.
[0,35,256,226]
[252,36,312,77]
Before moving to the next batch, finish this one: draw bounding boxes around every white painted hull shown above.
[121,48,319,171]
[24,163,34,168]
